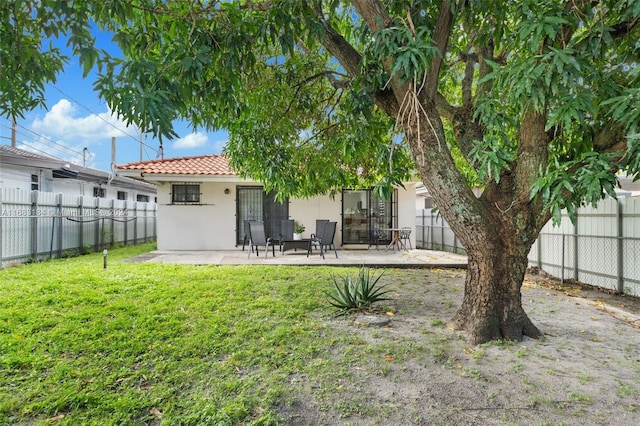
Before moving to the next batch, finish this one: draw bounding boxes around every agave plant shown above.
[326,266,392,315]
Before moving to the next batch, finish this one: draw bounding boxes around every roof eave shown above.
[115,170,250,184]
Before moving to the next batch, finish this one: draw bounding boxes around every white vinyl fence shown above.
[1,187,157,267]
[416,196,640,298]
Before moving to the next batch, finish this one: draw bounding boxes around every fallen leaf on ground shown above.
[45,414,65,422]
[150,408,162,419]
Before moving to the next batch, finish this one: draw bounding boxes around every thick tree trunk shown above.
[448,236,543,345]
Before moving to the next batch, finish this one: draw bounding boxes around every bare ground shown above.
[277,269,640,425]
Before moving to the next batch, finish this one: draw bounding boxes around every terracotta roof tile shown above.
[116,154,234,175]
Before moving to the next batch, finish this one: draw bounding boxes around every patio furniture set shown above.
[243,219,338,259]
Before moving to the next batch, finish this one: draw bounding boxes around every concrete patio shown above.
[125,247,468,268]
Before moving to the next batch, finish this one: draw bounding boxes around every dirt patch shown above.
[278,269,640,425]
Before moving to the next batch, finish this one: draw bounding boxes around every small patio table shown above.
[281,239,312,254]
[382,228,406,252]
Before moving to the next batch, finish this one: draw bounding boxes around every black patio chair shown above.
[247,221,275,259]
[309,221,338,259]
[278,219,295,251]
[241,219,252,252]
[310,219,329,253]
[369,227,388,251]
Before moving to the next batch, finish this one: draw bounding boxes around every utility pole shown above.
[111,136,116,166]
[83,147,89,168]
[11,120,17,147]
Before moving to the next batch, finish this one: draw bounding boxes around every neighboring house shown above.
[0,145,157,201]
[115,154,418,250]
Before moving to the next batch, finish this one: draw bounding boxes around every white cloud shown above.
[172,132,208,149]
[31,99,137,141]
[20,99,144,171]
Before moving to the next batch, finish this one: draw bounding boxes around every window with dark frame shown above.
[93,187,106,198]
[117,191,127,200]
[31,174,39,191]
[172,184,200,203]
[137,194,149,202]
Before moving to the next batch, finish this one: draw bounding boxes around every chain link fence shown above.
[529,233,640,297]
[1,188,157,267]
[415,210,467,255]
[417,201,640,298]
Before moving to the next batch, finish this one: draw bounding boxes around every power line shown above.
[0,120,85,162]
[49,84,162,157]
[13,122,85,156]
[8,137,67,161]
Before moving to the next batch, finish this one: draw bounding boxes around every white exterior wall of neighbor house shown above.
[0,159,156,201]
[49,179,156,201]
[0,164,54,191]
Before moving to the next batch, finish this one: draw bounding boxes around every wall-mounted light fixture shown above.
[224,188,230,194]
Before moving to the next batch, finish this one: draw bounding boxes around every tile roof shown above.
[116,154,234,176]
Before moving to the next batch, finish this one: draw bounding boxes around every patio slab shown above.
[125,248,468,268]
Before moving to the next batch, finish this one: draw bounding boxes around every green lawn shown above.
[0,244,361,425]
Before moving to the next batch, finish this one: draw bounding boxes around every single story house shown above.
[1,145,157,202]
[115,154,418,250]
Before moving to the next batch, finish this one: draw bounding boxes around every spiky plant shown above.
[326,266,392,315]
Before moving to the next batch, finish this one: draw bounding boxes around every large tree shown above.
[2,0,640,344]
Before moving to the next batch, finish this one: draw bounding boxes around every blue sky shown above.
[0,30,228,173]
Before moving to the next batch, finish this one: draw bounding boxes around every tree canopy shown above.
[2,0,640,343]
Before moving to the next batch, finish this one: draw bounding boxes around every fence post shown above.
[110,199,115,248]
[78,196,84,254]
[617,198,624,294]
[573,213,579,281]
[132,201,138,244]
[430,212,434,250]
[561,234,565,284]
[537,233,542,269]
[56,193,63,258]
[31,191,39,260]
[94,197,100,252]
[144,202,148,242]
[123,200,129,246]
[153,203,157,241]
[420,210,425,249]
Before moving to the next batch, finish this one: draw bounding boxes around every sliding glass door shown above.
[342,189,396,245]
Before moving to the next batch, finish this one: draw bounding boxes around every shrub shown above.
[326,266,392,315]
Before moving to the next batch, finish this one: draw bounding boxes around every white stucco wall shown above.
[156,181,238,250]
[155,180,417,250]
[289,195,343,246]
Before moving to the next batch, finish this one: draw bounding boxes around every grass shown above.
[0,243,359,425]
[3,244,637,425]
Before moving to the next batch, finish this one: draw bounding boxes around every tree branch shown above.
[424,0,455,99]
[313,0,399,116]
